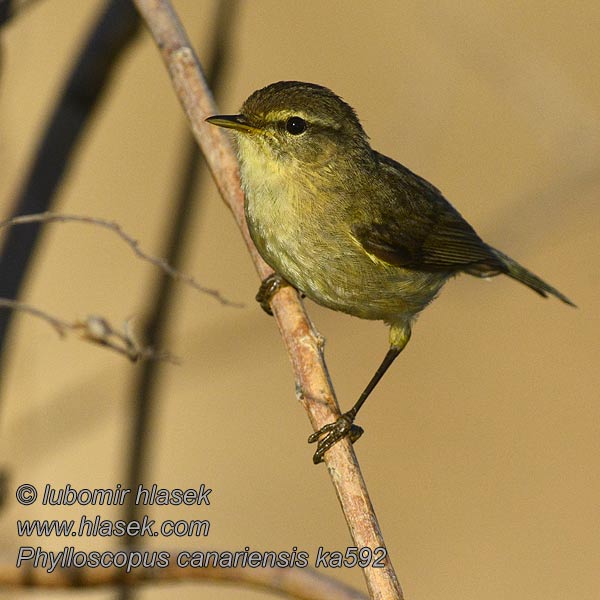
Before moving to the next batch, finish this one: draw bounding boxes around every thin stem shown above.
[0,299,176,362]
[0,213,238,306]
[0,559,367,599]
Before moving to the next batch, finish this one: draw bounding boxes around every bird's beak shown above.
[205,114,258,134]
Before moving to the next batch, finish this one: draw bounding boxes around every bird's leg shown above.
[256,273,290,315]
[308,325,411,464]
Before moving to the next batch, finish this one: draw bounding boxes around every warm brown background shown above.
[1,2,598,599]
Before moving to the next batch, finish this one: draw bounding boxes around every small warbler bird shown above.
[207,81,574,464]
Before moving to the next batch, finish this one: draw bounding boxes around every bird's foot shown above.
[308,412,364,464]
[256,273,289,315]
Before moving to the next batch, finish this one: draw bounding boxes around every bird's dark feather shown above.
[352,153,503,275]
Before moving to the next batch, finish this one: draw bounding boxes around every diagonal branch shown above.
[0,559,367,599]
[0,212,239,306]
[0,299,176,362]
[131,1,403,599]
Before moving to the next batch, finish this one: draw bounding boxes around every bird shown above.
[206,81,574,464]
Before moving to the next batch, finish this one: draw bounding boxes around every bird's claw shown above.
[308,413,364,464]
[256,273,289,315]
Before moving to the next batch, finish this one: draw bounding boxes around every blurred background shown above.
[0,1,598,599]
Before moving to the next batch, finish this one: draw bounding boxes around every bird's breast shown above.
[239,149,446,323]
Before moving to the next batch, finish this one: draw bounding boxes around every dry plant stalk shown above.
[131,1,404,599]
[0,212,238,306]
[0,299,176,363]
[0,560,366,599]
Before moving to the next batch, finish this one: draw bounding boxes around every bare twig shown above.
[132,1,403,599]
[0,299,176,362]
[0,559,366,599]
[0,212,240,306]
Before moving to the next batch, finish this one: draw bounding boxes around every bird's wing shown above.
[351,154,503,275]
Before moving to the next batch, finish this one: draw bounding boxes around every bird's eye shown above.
[285,116,307,135]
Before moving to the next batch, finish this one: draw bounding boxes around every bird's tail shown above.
[491,248,576,307]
